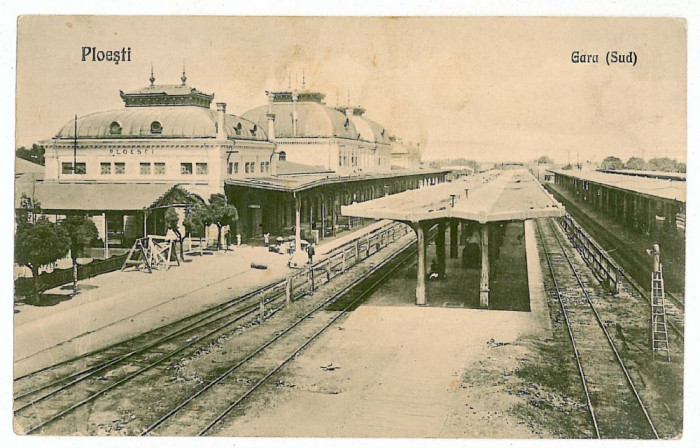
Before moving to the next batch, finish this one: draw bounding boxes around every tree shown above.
[600,156,624,170]
[183,203,210,254]
[537,155,553,165]
[165,207,186,261]
[59,215,99,295]
[648,157,680,172]
[207,194,238,250]
[16,143,46,165]
[15,218,70,304]
[625,156,647,170]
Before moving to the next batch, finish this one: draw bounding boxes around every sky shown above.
[16,16,686,164]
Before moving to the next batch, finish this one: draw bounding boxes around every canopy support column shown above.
[411,222,428,306]
[480,223,489,308]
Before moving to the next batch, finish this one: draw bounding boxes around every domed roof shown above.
[347,114,389,145]
[242,101,359,139]
[54,106,267,141]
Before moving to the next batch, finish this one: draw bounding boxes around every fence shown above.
[559,214,623,294]
[15,254,129,299]
[249,221,413,318]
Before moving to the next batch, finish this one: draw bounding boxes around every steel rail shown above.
[546,218,659,439]
[535,219,600,439]
[21,296,281,435]
[14,289,276,403]
[141,236,418,436]
[198,241,418,436]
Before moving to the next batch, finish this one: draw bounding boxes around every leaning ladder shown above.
[651,264,670,361]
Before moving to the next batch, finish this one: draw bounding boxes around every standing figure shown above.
[307,243,316,264]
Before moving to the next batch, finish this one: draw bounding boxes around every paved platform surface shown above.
[13,222,389,377]
[218,222,552,437]
[219,305,545,438]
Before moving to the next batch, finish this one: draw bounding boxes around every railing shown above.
[559,214,624,294]
[15,254,130,299]
[251,221,412,318]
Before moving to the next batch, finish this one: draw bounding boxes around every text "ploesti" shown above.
[81,47,131,65]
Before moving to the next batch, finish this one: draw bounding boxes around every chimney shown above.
[266,112,276,142]
[216,103,226,140]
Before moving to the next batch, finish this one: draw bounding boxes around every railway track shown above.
[536,218,659,439]
[143,237,418,436]
[15,280,289,434]
[14,223,419,436]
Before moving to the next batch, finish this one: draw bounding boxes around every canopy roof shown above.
[342,170,564,223]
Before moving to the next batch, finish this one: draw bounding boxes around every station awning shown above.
[341,170,565,223]
[15,181,181,211]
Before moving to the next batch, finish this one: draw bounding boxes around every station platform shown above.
[12,222,389,377]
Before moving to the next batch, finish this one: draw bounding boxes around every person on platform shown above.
[264,232,270,247]
[307,243,316,264]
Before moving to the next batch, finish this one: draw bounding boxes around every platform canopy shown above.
[550,169,686,203]
[341,169,564,223]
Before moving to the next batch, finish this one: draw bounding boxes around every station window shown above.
[181,163,193,175]
[140,162,152,175]
[234,162,239,173]
[150,121,162,134]
[101,162,111,175]
[244,162,250,173]
[154,162,166,175]
[75,162,86,174]
[227,162,233,175]
[62,162,73,174]
[250,162,255,173]
[279,151,286,161]
[196,162,208,175]
[115,162,126,174]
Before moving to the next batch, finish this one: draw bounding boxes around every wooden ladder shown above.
[651,265,670,361]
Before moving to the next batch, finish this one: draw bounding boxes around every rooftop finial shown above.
[181,61,187,86]
[302,69,306,90]
[149,64,155,86]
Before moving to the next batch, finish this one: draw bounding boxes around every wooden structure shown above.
[122,235,180,272]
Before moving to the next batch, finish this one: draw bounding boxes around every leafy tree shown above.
[165,207,186,261]
[15,218,70,303]
[625,156,647,170]
[537,155,553,165]
[600,156,624,170]
[59,215,99,295]
[183,203,210,254]
[207,194,238,250]
[182,195,238,251]
[17,193,41,225]
[648,157,680,172]
[16,144,46,165]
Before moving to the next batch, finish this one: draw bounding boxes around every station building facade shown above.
[19,73,451,254]
[242,91,393,174]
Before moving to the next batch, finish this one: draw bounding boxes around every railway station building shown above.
[16,72,450,254]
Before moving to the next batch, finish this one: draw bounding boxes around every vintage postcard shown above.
[11,14,688,441]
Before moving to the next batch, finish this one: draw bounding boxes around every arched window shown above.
[109,121,122,135]
[150,121,162,134]
[278,151,286,161]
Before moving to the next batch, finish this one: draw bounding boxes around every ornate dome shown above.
[242,94,360,139]
[54,106,267,141]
